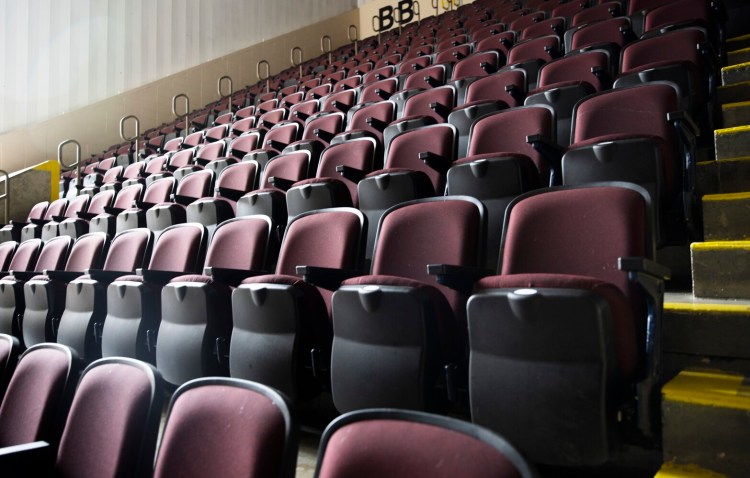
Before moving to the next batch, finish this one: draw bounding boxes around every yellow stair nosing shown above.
[714,124,750,135]
[702,191,750,201]
[691,241,750,251]
[728,33,750,44]
[656,462,728,478]
[718,80,750,88]
[721,62,750,72]
[662,370,750,411]
[721,99,750,109]
[664,301,750,314]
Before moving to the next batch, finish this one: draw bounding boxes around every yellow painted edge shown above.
[728,33,750,44]
[728,46,750,55]
[31,160,60,201]
[714,155,750,162]
[691,241,750,251]
[656,462,728,478]
[713,156,750,164]
[662,370,750,411]
[664,302,750,314]
[722,62,750,73]
[714,124,750,135]
[721,100,750,109]
[703,191,750,201]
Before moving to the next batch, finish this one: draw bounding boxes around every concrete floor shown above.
[295,432,320,478]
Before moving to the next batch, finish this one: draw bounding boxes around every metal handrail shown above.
[372,15,382,43]
[58,139,82,192]
[218,75,233,112]
[0,170,9,224]
[291,46,303,78]
[348,25,358,56]
[321,35,332,65]
[443,0,453,11]
[119,115,140,161]
[431,0,439,16]
[413,1,421,24]
[172,94,190,138]
[256,60,271,93]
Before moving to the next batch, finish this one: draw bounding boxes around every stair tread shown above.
[662,369,750,410]
[655,462,727,478]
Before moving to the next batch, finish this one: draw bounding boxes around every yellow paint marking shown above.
[662,370,750,411]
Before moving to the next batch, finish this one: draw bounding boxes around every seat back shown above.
[153,378,298,478]
[33,236,75,273]
[64,232,109,272]
[205,216,273,271]
[103,229,154,272]
[315,409,535,478]
[0,242,17,272]
[0,333,19,405]
[0,343,79,448]
[8,239,42,272]
[465,69,527,107]
[148,223,207,273]
[54,357,164,478]
[385,124,457,195]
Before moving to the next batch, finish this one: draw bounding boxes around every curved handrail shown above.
[0,169,9,224]
[321,35,332,65]
[119,115,140,160]
[372,15,382,43]
[172,93,190,138]
[218,75,233,112]
[256,60,271,93]
[443,0,453,11]
[348,25,359,56]
[413,0,421,24]
[58,139,82,191]
[291,46,303,77]
[431,0,439,16]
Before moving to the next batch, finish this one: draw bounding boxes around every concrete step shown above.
[727,47,750,67]
[721,63,750,86]
[691,241,750,299]
[717,81,750,105]
[714,125,750,161]
[661,369,750,477]
[696,158,750,195]
[720,101,750,128]
[655,462,727,478]
[726,33,750,53]
[702,192,750,241]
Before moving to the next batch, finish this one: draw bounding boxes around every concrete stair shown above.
[658,34,750,478]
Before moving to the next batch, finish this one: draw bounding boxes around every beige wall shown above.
[0,9,359,176]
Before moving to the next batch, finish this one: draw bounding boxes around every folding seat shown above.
[358,77,399,104]
[0,343,79,452]
[315,409,536,478]
[230,117,257,139]
[433,44,473,66]
[289,99,321,125]
[21,232,109,348]
[234,105,255,120]
[402,64,450,91]
[280,91,304,108]
[257,107,287,131]
[643,0,722,48]
[186,161,260,238]
[156,216,274,386]
[79,165,123,197]
[182,131,204,149]
[571,1,621,27]
[563,83,699,243]
[384,86,456,149]
[363,65,396,83]
[614,27,717,136]
[568,16,633,64]
[330,196,488,413]
[20,197,68,242]
[437,34,470,52]
[469,22,506,43]
[0,201,48,243]
[256,98,279,115]
[227,134,260,161]
[262,122,301,154]
[230,207,366,402]
[375,53,402,69]
[295,111,346,152]
[467,105,558,185]
[163,136,184,153]
[112,177,175,235]
[0,357,164,477]
[57,189,116,239]
[166,148,195,172]
[333,75,361,93]
[321,89,357,114]
[0,239,49,342]
[100,223,208,364]
[40,194,91,241]
[56,228,154,362]
[519,16,566,41]
[508,11,546,33]
[194,142,228,174]
[467,183,668,466]
[450,50,505,82]
[524,49,612,146]
[145,170,215,238]
[506,35,561,88]
[286,137,378,219]
[0,334,18,403]
[550,0,587,20]
[212,112,233,126]
[475,31,517,58]
[152,378,297,478]
[403,44,434,61]
[306,83,333,101]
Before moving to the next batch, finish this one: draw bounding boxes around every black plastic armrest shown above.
[0,272,10,279]
[667,110,700,138]
[295,265,360,289]
[173,194,195,207]
[424,76,441,88]
[134,200,157,210]
[218,187,246,202]
[86,269,133,284]
[618,257,671,281]
[0,441,54,472]
[267,176,295,191]
[76,211,97,221]
[336,165,366,182]
[294,110,310,121]
[51,215,67,223]
[9,220,29,227]
[103,206,125,216]
[314,128,335,142]
[504,84,524,103]
[526,134,565,185]
[365,117,388,131]
[591,65,611,85]
[480,61,497,74]
[429,102,450,118]
[29,218,48,226]
[419,151,449,172]
[452,51,466,60]
[138,268,188,285]
[195,157,211,167]
[204,266,265,287]
[332,101,352,113]
[427,264,494,294]
[266,139,288,151]
[9,271,38,282]
[375,88,390,99]
[44,270,84,282]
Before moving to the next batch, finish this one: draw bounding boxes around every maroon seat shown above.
[0,333,19,404]
[153,377,298,478]
[330,196,488,413]
[21,197,68,242]
[315,409,535,478]
[113,177,176,235]
[506,35,561,88]
[0,201,48,243]
[231,207,366,402]
[467,183,668,466]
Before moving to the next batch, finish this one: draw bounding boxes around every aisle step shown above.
[714,125,750,161]
[720,101,750,128]
[661,370,750,477]
[696,158,750,195]
[702,192,750,240]
[691,242,750,299]
[721,62,750,86]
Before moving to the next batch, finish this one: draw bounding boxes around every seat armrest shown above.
[204,266,265,287]
[133,201,157,210]
[138,269,189,285]
[8,271,38,282]
[526,134,564,186]
[336,165,366,183]
[267,176,295,191]
[218,187,246,202]
[103,206,125,216]
[667,110,699,138]
[427,264,494,294]
[295,265,361,290]
[44,270,85,282]
[173,194,195,207]
[618,257,671,280]
[76,211,97,221]
[29,218,48,226]
[0,441,54,473]
[419,151,450,172]
[85,269,132,284]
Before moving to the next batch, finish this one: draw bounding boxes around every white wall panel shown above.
[0,0,357,134]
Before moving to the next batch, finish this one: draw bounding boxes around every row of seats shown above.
[0,340,536,477]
